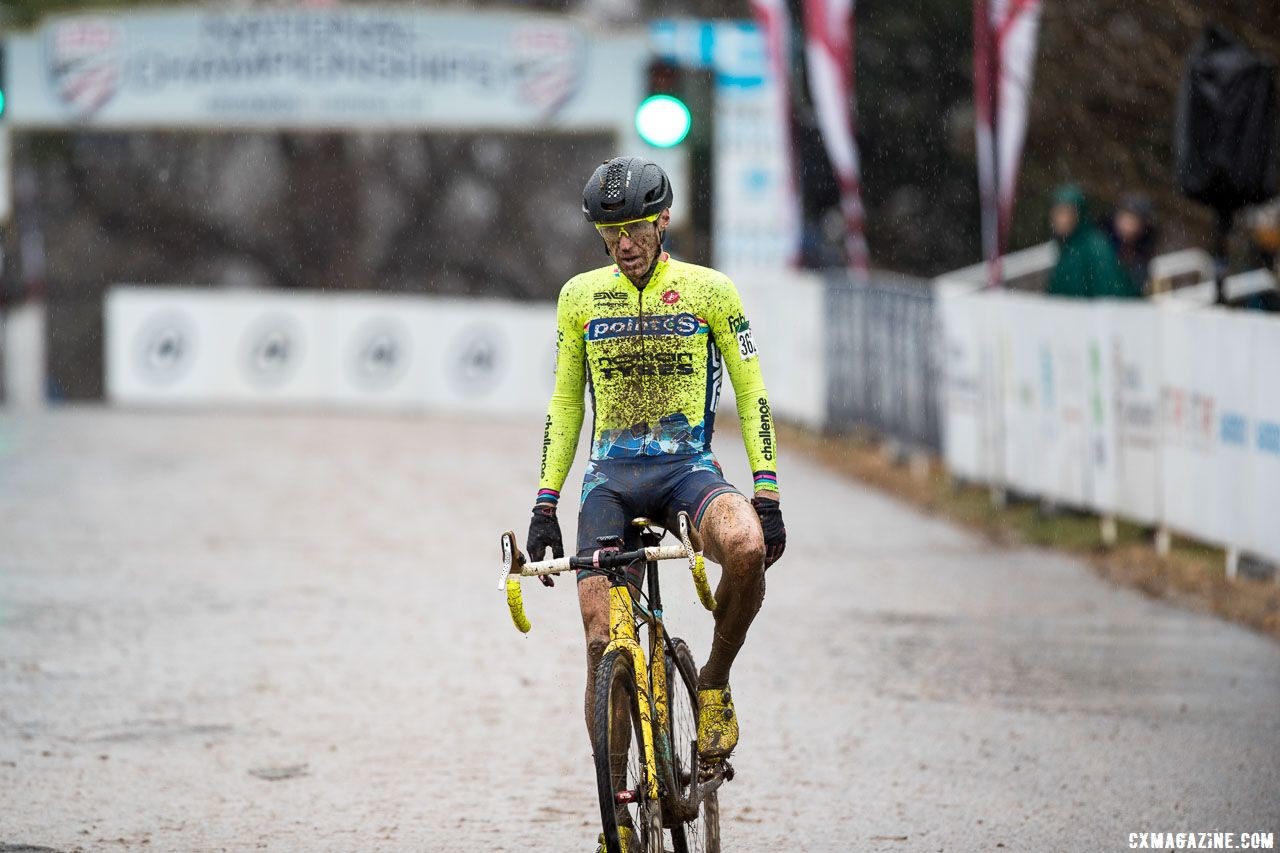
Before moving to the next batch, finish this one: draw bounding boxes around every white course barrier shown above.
[107,288,558,414]
[107,281,820,427]
[938,287,1280,564]
[732,272,827,431]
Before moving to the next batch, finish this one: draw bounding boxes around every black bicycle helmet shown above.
[582,156,673,224]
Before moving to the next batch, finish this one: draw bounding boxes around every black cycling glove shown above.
[525,504,564,587]
[751,497,786,569]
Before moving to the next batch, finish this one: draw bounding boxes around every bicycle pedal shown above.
[697,758,733,783]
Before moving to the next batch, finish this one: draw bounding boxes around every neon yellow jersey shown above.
[536,253,779,503]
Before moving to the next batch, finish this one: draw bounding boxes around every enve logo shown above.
[453,324,504,396]
[243,315,303,388]
[135,312,196,387]
[349,318,410,391]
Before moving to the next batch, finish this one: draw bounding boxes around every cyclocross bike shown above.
[499,510,731,853]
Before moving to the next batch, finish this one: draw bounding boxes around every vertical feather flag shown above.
[802,0,870,278]
[974,0,1042,287]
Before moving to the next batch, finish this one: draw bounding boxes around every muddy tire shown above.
[593,649,663,853]
[666,637,720,853]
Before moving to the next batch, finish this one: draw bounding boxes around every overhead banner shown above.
[802,0,870,276]
[6,7,644,130]
[973,0,1041,287]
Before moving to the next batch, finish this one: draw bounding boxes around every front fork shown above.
[603,583,671,804]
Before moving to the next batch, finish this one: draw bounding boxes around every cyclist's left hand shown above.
[751,495,786,569]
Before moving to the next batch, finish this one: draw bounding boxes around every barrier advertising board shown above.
[938,289,1280,564]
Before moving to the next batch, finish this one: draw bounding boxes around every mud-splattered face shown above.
[601,209,670,284]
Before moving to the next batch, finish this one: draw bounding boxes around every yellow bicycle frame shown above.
[500,512,717,805]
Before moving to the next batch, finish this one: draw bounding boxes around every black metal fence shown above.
[825,271,941,451]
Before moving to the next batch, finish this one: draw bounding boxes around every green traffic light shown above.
[635,94,691,148]
[0,91,6,118]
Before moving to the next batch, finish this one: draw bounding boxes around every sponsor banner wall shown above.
[107,285,822,430]
[416,298,557,415]
[937,284,991,482]
[107,288,226,405]
[107,287,558,413]
[938,289,1280,564]
[218,292,329,404]
[8,7,644,131]
[1248,315,1280,563]
[998,292,1046,496]
[1108,302,1162,524]
[1159,308,1256,550]
[733,272,825,430]
[326,294,431,409]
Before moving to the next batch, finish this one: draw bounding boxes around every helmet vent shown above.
[602,160,628,200]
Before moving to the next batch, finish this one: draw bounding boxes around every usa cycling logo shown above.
[46,18,124,116]
[586,313,702,342]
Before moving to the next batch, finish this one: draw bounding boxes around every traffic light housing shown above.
[636,60,692,149]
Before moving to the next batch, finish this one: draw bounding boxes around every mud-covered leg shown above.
[580,576,611,739]
[696,491,766,690]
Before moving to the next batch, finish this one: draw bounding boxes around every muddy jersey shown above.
[536,253,778,503]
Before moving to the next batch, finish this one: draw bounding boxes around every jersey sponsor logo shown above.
[540,413,553,479]
[757,396,774,461]
[596,352,694,379]
[727,311,758,361]
[594,290,629,303]
[586,313,701,341]
[661,289,680,305]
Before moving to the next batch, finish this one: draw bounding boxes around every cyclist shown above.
[525,156,786,847]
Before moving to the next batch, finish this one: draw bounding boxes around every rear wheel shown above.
[593,649,663,853]
[666,638,721,853]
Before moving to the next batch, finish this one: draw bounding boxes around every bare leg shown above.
[696,491,766,689]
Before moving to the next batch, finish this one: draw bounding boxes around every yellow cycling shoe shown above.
[595,825,638,852]
[696,685,738,760]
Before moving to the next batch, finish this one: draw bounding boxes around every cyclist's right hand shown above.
[525,504,564,587]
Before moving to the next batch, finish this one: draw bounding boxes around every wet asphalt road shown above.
[0,409,1277,852]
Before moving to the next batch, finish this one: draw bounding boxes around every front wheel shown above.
[666,637,721,853]
[593,649,663,853]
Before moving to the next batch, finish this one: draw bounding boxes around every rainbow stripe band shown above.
[536,489,560,505]
[752,471,779,492]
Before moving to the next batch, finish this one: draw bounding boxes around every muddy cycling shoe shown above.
[696,686,739,760]
[595,825,638,852]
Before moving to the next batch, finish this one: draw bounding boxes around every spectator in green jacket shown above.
[1047,185,1140,299]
